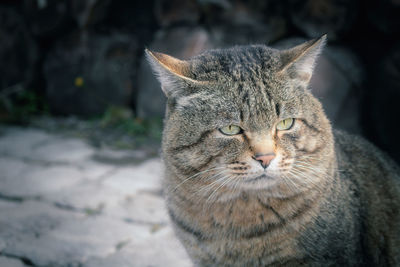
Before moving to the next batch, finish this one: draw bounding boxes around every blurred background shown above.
[0,0,400,162]
[0,1,400,266]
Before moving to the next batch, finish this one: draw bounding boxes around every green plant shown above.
[100,105,163,140]
[0,85,49,124]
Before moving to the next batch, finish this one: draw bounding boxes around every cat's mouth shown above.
[245,173,276,183]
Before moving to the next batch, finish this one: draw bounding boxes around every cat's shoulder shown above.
[333,129,379,155]
[333,129,400,181]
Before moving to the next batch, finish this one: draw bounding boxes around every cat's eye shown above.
[276,118,294,131]
[219,125,242,135]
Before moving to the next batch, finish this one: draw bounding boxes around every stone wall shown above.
[0,0,399,162]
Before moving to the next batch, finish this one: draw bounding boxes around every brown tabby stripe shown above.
[241,221,283,239]
[237,83,244,94]
[168,130,212,153]
[262,240,297,262]
[168,208,208,241]
[275,103,281,117]
[242,133,251,146]
[257,199,286,224]
[171,153,216,176]
[238,196,318,239]
[293,141,323,155]
[268,256,308,266]
[173,186,194,204]
[265,89,272,104]
[193,153,219,172]
[232,166,248,170]
[297,145,322,155]
[239,110,244,121]
[231,161,247,165]
[286,199,316,221]
[242,91,250,106]
[300,119,321,133]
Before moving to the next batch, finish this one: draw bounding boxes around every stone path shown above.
[0,126,191,267]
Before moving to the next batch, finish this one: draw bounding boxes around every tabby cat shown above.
[146,35,400,266]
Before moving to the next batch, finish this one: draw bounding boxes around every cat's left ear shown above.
[278,35,326,85]
[145,49,198,98]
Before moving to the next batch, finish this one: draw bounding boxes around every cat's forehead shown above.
[190,45,287,101]
[191,46,293,104]
[175,45,305,130]
[181,80,292,132]
[191,45,281,81]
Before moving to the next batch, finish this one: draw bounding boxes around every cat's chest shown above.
[173,195,315,265]
[181,193,317,241]
[209,196,280,233]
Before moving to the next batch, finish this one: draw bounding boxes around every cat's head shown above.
[147,35,334,199]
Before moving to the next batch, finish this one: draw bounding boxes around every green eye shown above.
[276,118,294,131]
[219,125,242,135]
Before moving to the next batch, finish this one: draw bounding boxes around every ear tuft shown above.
[279,34,327,84]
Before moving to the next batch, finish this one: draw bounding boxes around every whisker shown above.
[232,175,242,195]
[172,166,226,191]
[292,164,326,176]
[196,171,228,195]
[281,173,300,193]
[287,168,324,191]
[206,175,233,203]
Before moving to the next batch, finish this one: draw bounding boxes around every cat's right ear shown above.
[145,49,198,98]
[278,35,326,86]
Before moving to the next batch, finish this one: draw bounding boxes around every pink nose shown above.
[253,153,276,169]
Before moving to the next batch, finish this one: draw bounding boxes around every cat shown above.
[146,35,400,266]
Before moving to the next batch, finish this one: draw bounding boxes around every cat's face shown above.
[147,36,334,199]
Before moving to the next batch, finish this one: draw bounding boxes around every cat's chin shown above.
[244,173,275,183]
[238,172,281,190]
[234,177,302,199]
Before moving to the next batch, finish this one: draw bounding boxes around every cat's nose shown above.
[253,153,276,169]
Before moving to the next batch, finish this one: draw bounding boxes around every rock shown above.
[109,192,168,224]
[83,226,192,267]
[44,181,121,215]
[367,0,400,34]
[44,31,137,117]
[0,160,83,197]
[0,200,154,267]
[0,256,27,267]
[0,7,37,90]
[364,43,400,163]
[102,158,163,195]
[0,125,188,266]
[288,0,358,40]
[206,0,286,47]
[154,0,200,27]
[0,126,94,163]
[70,0,112,29]
[0,127,52,158]
[136,26,213,118]
[99,0,157,43]
[274,38,364,134]
[210,20,284,49]
[30,136,94,163]
[0,200,82,266]
[23,0,112,36]
[22,0,71,38]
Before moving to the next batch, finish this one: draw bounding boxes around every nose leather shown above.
[253,153,276,169]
